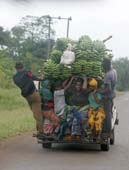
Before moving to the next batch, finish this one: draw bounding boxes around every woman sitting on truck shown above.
[40,79,60,133]
[88,78,105,140]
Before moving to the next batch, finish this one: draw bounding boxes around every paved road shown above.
[0,93,129,170]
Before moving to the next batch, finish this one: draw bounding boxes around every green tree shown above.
[113,57,129,91]
[0,50,15,88]
[9,15,55,58]
[10,26,25,56]
[0,26,11,48]
[20,15,55,42]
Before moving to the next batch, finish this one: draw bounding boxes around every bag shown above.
[43,119,54,134]
[60,50,75,65]
[42,109,60,126]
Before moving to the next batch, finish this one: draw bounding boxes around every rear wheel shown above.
[101,143,109,151]
[110,128,115,145]
[42,143,52,149]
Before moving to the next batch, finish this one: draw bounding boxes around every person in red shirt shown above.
[13,62,43,134]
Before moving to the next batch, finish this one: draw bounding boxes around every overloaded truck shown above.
[34,35,118,151]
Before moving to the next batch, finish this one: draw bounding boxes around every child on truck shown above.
[54,76,75,117]
[88,78,105,140]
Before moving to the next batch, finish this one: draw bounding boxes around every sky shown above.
[0,0,129,59]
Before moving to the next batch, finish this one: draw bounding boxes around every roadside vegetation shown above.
[0,88,35,139]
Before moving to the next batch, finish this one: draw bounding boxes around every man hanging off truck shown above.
[13,62,43,134]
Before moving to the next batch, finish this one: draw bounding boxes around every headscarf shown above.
[89,78,98,87]
[40,80,53,102]
[42,79,50,88]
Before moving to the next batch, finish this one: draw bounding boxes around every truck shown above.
[33,35,119,151]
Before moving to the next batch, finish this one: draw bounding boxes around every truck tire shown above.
[101,144,109,151]
[110,128,115,145]
[42,143,52,149]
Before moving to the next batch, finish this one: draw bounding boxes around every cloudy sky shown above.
[0,0,129,59]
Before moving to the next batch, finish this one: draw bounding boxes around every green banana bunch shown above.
[71,60,102,76]
[43,60,61,79]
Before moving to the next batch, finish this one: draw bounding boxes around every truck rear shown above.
[34,35,118,151]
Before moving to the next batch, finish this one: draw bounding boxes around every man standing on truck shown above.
[102,58,117,135]
[13,62,43,134]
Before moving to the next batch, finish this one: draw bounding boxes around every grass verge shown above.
[0,88,35,139]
